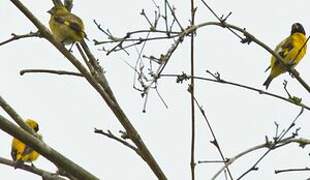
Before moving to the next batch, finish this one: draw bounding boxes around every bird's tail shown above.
[263,75,273,89]
[264,66,271,72]
[82,31,89,40]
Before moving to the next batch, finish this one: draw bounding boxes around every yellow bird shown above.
[48,5,86,45]
[11,119,41,167]
[263,23,307,89]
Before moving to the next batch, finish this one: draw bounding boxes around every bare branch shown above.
[140,9,155,29]
[236,108,304,180]
[211,137,310,179]
[20,69,83,77]
[199,0,243,40]
[191,93,233,179]
[94,129,140,156]
[275,167,310,174]
[0,31,40,46]
[190,0,197,179]
[165,1,184,31]
[160,73,310,111]
[0,157,67,180]
[0,96,35,135]
[76,43,95,74]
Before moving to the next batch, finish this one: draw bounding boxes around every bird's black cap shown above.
[291,23,306,35]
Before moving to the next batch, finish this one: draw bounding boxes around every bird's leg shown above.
[68,42,75,52]
[287,63,298,77]
[14,160,24,169]
[60,39,74,53]
[60,40,67,47]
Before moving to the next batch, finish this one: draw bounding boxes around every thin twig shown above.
[192,95,233,180]
[165,1,184,31]
[160,73,310,111]
[211,137,310,179]
[199,0,243,40]
[164,0,169,34]
[0,96,35,135]
[94,129,140,156]
[198,160,226,164]
[0,157,67,180]
[190,0,196,179]
[275,167,310,174]
[20,69,83,77]
[140,9,155,29]
[236,108,304,180]
[76,43,94,74]
[94,34,179,45]
[0,31,40,46]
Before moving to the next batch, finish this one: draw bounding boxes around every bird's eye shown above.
[34,125,39,132]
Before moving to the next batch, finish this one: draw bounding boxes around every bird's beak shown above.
[47,9,52,14]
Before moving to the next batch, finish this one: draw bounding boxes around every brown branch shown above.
[199,0,243,40]
[0,31,40,46]
[165,1,184,31]
[160,73,310,111]
[190,0,196,179]
[275,167,310,174]
[79,39,167,179]
[20,69,83,77]
[140,9,155,29]
[94,34,179,45]
[192,93,233,180]
[211,137,310,179]
[94,129,141,156]
[76,43,94,74]
[236,108,304,180]
[0,157,67,180]
[0,96,35,135]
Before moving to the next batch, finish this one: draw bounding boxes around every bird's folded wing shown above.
[275,37,294,60]
[21,145,34,156]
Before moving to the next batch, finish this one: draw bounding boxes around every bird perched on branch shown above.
[11,119,41,168]
[263,23,307,89]
[48,5,86,45]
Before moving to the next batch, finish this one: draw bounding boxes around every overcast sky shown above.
[1,0,310,179]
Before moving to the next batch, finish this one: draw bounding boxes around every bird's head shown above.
[47,6,68,15]
[291,23,306,35]
[25,119,39,132]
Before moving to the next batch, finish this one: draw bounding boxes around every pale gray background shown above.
[1,0,310,179]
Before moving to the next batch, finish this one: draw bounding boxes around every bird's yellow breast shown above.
[269,32,307,78]
[288,33,307,64]
[11,137,39,162]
